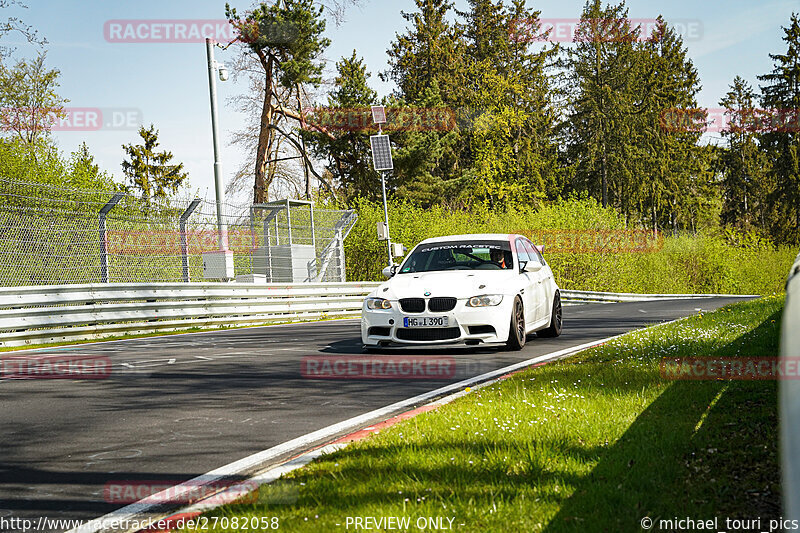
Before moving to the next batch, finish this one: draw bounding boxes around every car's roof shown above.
[418,233,520,245]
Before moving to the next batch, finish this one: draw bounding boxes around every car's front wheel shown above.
[506,297,526,351]
[538,291,563,338]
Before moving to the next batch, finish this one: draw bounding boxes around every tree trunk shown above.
[601,142,608,208]
[254,54,275,204]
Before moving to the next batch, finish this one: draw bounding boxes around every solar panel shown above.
[371,105,387,124]
[370,134,394,171]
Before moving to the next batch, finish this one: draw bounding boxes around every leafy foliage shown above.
[758,13,800,244]
[0,52,66,144]
[121,124,189,202]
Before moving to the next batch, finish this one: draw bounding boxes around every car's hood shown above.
[373,270,520,300]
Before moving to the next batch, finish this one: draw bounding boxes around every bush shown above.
[343,197,796,295]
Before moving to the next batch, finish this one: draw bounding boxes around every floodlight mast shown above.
[371,106,393,268]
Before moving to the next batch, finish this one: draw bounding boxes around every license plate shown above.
[403,316,449,328]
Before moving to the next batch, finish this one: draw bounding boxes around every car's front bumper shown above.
[360,298,513,347]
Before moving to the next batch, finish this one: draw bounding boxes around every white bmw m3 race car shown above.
[361,234,562,351]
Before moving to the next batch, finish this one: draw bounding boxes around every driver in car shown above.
[490,247,510,269]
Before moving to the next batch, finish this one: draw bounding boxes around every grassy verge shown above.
[190,295,783,532]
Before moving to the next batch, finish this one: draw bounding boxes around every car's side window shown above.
[515,239,529,271]
[522,240,541,265]
[523,239,546,266]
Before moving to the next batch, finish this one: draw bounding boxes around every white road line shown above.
[67,333,627,533]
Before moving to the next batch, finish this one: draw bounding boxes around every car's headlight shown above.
[366,297,393,310]
[467,294,504,307]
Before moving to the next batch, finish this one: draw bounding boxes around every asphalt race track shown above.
[0,298,751,531]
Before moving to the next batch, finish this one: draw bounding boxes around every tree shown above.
[69,142,114,191]
[562,0,644,210]
[226,0,331,203]
[302,51,379,202]
[0,52,66,144]
[758,12,800,243]
[0,0,46,59]
[390,81,461,206]
[638,16,707,233]
[460,0,561,206]
[121,124,188,201]
[717,77,769,232]
[384,0,465,105]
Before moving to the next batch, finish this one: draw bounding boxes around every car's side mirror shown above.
[382,265,398,278]
[523,261,543,273]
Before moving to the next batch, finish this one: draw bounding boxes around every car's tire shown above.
[538,291,563,338]
[506,297,526,351]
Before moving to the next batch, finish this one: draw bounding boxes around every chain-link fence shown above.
[0,178,357,286]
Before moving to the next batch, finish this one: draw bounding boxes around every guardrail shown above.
[781,249,800,519]
[0,283,753,348]
[0,282,378,348]
[560,290,757,304]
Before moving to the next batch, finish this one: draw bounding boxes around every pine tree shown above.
[384,0,464,105]
[121,124,188,201]
[563,0,643,210]
[717,76,769,232]
[758,13,800,243]
[458,0,508,68]
[303,51,379,203]
[639,16,707,233]
[226,0,330,203]
[390,81,461,206]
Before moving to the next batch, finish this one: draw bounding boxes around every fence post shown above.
[98,192,125,283]
[179,199,202,283]
[336,227,346,282]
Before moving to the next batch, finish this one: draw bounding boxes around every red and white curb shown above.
[68,334,629,533]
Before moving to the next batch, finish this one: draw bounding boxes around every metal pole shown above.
[98,192,125,283]
[179,198,202,283]
[380,170,393,267]
[337,227,346,282]
[206,38,227,251]
[286,199,293,244]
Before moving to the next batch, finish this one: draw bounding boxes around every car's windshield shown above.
[398,241,513,273]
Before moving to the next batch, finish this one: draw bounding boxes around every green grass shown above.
[190,295,783,532]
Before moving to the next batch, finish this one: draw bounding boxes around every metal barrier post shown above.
[337,227,346,282]
[179,199,202,282]
[98,192,125,283]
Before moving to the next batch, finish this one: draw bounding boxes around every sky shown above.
[1,0,797,205]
